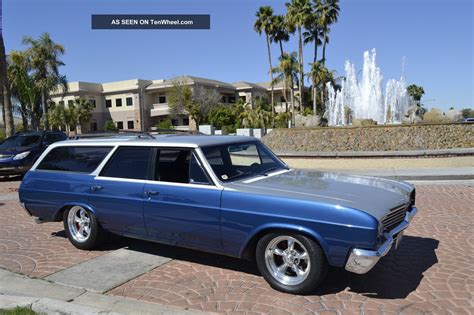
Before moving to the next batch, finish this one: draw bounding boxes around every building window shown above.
[280,96,286,103]
[116,98,122,107]
[59,101,65,106]
[127,121,134,130]
[117,121,124,130]
[171,119,178,126]
[183,118,190,126]
[89,99,96,108]
[221,96,227,103]
[106,99,112,108]
[67,100,74,106]
[240,96,247,103]
[158,95,166,104]
[228,96,236,103]
[90,122,98,131]
[126,97,133,106]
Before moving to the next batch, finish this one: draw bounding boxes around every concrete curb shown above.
[319,167,474,181]
[275,148,474,158]
[0,269,204,315]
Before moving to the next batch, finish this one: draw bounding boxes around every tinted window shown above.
[106,99,112,108]
[189,153,211,185]
[117,121,124,130]
[101,147,151,180]
[116,98,122,107]
[44,133,65,144]
[155,149,190,183]
[37,146,112,173]
[126,97,133,106]
[127,121,134,129]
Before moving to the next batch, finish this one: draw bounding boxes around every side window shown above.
[100,147,151,180]
[189,153,211,185]
[37,146,112,173]
[155,149,190,183]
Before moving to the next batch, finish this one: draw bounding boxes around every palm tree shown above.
[23,33,68,130]
[254,6,276,123]
[407,84,425,105]
[286,0,312,112]
[0,31,15,136]
[303,1,323,63]
[272,52,299,125]
[72,98,93,133]
[319,0,340,64]
[271,15,291,58]
[7,51,37,130]
[308,61,338,114]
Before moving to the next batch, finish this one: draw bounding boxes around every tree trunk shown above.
[322,31,327,65]
[279,41,284,58]
[290,89,295,128]
[0,33,14,137]
[41,92,49,130]
[297,27,304,115]
[313,86,317,114]
[20,103,28,131]
[266,33,275,127]
[314,37,318,63]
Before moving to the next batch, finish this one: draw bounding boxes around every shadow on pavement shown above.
[0,175,23,182]
[51,230,438,298]
[314,236,439,299]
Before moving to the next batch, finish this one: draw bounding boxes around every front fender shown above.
[239,222,330,262]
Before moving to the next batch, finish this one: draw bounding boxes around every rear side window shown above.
[100,147,152,180]
[37,146,112,173]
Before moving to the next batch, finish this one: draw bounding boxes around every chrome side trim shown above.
[345,206,418,274]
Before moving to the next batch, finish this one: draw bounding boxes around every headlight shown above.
[13,151,30,160]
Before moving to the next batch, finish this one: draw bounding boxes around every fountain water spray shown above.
[325,49,413,125]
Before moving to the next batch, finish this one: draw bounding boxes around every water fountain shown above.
[325,49,413,126]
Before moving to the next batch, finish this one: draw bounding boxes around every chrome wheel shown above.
[264,235,311,286]
[67,206,91,243]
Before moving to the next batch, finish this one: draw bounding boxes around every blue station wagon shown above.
[19,135,417,294]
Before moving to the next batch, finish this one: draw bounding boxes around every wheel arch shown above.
[52,202,97,222]
[239,223,329,262]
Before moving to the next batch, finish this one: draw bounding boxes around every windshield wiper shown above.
[258,166,288,176]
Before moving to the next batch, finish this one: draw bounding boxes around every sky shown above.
[2,0,473,110]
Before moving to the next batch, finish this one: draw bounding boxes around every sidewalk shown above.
[0,269,203,315]
[322,167,474,181]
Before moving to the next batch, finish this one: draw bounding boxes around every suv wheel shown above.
[256,233,327,294]
[63,206,104,250]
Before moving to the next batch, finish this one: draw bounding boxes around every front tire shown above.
[63,206,104,250]
[256,233,327,294]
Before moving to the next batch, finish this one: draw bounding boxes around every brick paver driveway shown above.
[0,178,472,314]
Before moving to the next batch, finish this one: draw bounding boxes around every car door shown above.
[143,148,223,249]
[88,146,152,236]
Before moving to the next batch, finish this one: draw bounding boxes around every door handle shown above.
[90,185,103,192]
[145,190,160,197]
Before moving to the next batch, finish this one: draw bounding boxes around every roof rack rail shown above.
[150,129,204,135]
[70,131,155,140]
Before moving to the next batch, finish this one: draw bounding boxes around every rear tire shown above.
[63,206,104,250]
[256,233,327,294]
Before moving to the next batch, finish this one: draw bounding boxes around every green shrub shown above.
[155,119,174,130]
[275,112,290,128]
[103,120,118,132]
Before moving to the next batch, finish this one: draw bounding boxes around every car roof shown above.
[57,135,259,148]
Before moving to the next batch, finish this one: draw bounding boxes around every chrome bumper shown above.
[345,206,418,274]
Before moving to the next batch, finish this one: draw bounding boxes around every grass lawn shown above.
[0,307,40,315]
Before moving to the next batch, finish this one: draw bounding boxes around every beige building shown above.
[50,75,305,132]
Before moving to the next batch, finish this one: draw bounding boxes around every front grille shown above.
[381,204,409,233]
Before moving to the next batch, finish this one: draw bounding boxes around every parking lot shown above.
[0,178,472,314]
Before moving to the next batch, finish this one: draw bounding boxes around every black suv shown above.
[0,131,67,177]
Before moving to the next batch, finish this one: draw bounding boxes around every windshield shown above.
[202,141,288,182]
[0,135,42,149]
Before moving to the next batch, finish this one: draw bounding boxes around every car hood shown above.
[225,169,414,220]
[0,146,35,156]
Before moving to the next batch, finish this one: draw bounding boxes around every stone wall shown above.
[262,123,474,152]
